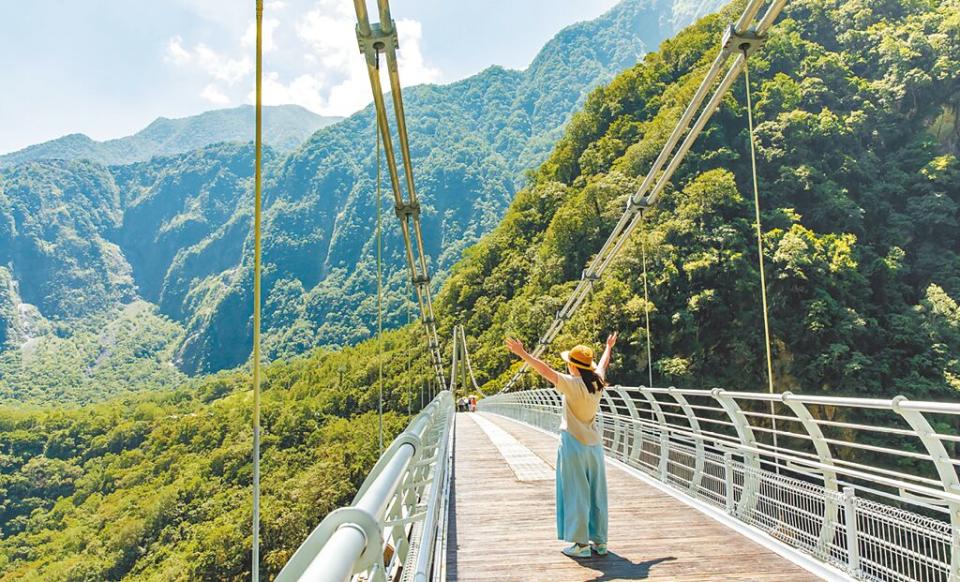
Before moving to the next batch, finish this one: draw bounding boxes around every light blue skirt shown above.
[556,430,608,544]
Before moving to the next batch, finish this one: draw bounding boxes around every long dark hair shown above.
[579,367,606,394]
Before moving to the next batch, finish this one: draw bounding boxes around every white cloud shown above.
[394,19,441,86]
[165,0,442,118]
[200,84,231,105]
[165,37,251,86]
[164,35,191,65]
[242,17,280,54]
[194,44,252,85]
[295,5,358,91]
[260,71,326,111]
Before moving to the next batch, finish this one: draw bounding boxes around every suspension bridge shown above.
[241,0,960,580]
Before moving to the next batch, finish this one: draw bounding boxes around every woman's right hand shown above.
[505,337,527,358]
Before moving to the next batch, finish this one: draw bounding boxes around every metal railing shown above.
[277,392,456,582]
[480,387,960,582]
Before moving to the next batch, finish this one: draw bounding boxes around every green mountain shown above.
[435,0,960,400]
[0,0,957,579]
[0,0,723,398]
[0,105,339,168]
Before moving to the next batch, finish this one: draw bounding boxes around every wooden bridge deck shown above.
[445,412,820,581]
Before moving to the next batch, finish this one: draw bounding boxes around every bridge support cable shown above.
[457,325,487,397]
[501,0,787,392]
[354,0,445,389]
[406,280,413,416]
[639,212,655,389]
[481,388,960,581]
[375,86,385,454]
[740,44,781,471]
[251,1,264,579]
[447,326,460,394]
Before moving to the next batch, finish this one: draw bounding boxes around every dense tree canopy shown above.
[437,0,960,403]
[1,0,958,578]
[0,324,431,580]
[0,0,709,392]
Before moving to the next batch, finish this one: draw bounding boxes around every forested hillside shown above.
[437,0,960,401]
[0,105,339,168]
[0,0,722,404]
[1,0,958,578]
[0,328,424,580]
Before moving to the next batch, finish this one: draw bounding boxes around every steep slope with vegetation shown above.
[1,0,958,578]
[0,105,339,168]
[0,324,426,580]
[0,302,186,405]
[159,0,726,375]
[0,0,722,397]
[437,0,960,402]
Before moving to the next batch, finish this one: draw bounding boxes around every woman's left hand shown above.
[606,331,618,349]
[505,337,527,358]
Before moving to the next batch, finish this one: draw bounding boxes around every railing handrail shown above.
[480,386,960,582]
[620,385,960,413]
[277,391,455,582]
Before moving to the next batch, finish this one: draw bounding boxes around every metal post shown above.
[723,452,736,515]
[277,394,453,582]
[614,388,643,464]
[782,393,839,557]
[601,391,622,458]
[842,487,860,577]
[668,388,705,494]
[658,433,670,481]
[891,396,960,581]
[638,389,670,481]
[711,389,761,519]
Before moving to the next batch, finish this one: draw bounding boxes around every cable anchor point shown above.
[394,201,421,220]
[412,274,431,289]
[356,21,399,66]
[721,25,766,58]
[627,193,652,211]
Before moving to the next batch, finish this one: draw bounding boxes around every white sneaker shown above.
[562,543,591,557]
[591,542,608,555]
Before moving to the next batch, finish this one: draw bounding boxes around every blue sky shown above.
[0,0,619,154]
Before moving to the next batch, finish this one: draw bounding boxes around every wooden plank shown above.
[445,412,820,581]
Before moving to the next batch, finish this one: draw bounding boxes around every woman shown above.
[505,332,617,558]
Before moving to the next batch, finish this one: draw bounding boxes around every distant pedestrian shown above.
[505,332,617,558]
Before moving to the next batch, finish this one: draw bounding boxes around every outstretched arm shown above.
[505,338,560,386]
[598,332,617,380]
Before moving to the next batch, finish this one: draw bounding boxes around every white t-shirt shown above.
[555,372,602,446]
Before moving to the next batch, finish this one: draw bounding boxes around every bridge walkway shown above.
[445,412,819,581]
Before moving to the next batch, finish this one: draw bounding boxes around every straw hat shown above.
[560,344,596,371]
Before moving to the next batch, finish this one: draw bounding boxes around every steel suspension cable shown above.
[458,325,487,396]
[375,76,384,455]
[250,1,264,579]
[639,212,654,388]
[407,279,413,416]
[354,0,445,388]
[741,47,780,462]
[501,0,786,393]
